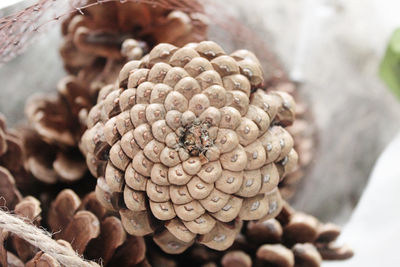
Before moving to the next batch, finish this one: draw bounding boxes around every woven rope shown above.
[0,209,98,267]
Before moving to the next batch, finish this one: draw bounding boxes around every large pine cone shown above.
[81,41,299,253]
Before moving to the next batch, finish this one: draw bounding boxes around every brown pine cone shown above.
[60,0,208,74]
[24,32,159,185]
[1,186,148,266]
[248,203,353,267]
[0,114,25,209]
[18,127,86,184]
[267,83,317,201]
[0,114,24,179]
[22,70,96,184]
[0,196,42,267]
[80,41,299,253]
[45,189,147,266]
[161,202,352,267]
[23,63,123,184]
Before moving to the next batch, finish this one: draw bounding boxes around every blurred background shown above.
[1,0,400,225]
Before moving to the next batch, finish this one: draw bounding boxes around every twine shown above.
[0,209,99,267]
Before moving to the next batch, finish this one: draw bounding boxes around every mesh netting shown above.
[0,0,203,64]
[0,0,287,85]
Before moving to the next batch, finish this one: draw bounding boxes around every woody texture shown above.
[80,40,299,253]
[23,0,208,185]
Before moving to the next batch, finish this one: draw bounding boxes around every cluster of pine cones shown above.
[0,1,350,266]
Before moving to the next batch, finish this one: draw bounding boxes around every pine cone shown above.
[0,114,25,210]
[19,127,86,184]
[153,202,352,267]
[0,196,42,267]
[245,203,353,267]
[45,189,147,266]
[60,0,207,74]
[0,114,24,178]
[23,37,152,184]
[0,185,148,266]
[270,83,317,200]
[23,64,121,183]
[80,41,299,253]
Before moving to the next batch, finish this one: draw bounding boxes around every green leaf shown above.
[379,28,400,100]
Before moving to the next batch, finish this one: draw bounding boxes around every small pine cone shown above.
[19,128,86,184]
[80,41,299,253]
[25,75,98,148]
[23,40,150,184]
[46,189,147,266]
[61,0,207,74]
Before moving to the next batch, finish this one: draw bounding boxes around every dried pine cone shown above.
[81,41,299,253]
[245,203,353,267]
[61,0,208,74]
[269,83,316,200]
[0,114,24,179]
[45,189,147,266]
[23,61,126,184]
[18,127,86,184]
[156,202,352,267]
[0,196,41,266]
[23,72,96,184]
[0,114,25,209]
[2,187,148,266]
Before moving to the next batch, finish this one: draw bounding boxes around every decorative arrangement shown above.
[0,0,351,266]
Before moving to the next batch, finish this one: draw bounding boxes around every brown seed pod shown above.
[81,41,298,253]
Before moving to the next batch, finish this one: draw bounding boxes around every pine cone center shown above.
[179,120,212,157]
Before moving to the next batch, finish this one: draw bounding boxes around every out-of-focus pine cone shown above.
[80,41,299,253]
[0,114,24,178]
[23,39,150,184]
[0,196,42,267]
[25,75,96,147]
[0,114,25,209]
[61,0,208,75]
[1,186,147,266]
[44,189,147,266]
[23,68,114,183]
[155,202,352,267]
[19,127,86,184]
[264,83,316,201]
